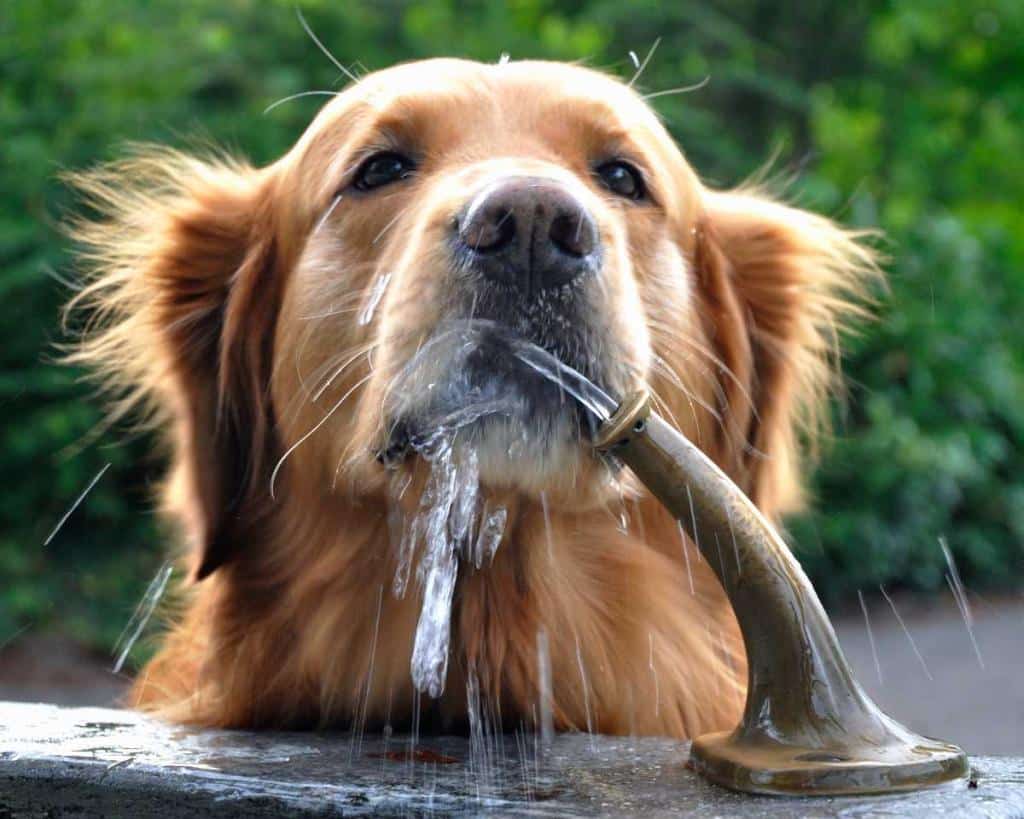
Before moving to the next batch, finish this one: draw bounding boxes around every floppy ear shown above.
[693,188,879,518]
[66,148,283,580]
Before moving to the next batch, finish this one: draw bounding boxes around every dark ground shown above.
[831,591,1024,756]
[1,593,1021,755]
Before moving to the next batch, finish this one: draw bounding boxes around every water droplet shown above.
[358,271,391,325]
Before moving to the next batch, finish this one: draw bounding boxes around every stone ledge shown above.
[1,702,1023,817]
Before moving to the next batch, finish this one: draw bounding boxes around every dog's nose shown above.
[457,178,599,292]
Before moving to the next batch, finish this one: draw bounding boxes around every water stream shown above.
[384,320,621,701]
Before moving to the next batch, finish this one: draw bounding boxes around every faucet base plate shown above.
[690,730,970,796]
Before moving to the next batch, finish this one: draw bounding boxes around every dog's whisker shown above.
[312,193,343,237]
[270,369,375,500]
[665,330,762,422]
[372,212,404,245]
[627,37,661,88]
[643,75,710,101]
[645,326,771,460]
[311,345,375,403]
[644,377,686,435]
[300,302,362,321]
[298,269,383,321]
[263,90,341,115]
[296,8,361,85]
[648,355,711,444]
[288,329,376,413]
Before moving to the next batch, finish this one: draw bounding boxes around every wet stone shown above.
[1,702,1023,818]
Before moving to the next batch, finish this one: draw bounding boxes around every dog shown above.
[66,58,876,738]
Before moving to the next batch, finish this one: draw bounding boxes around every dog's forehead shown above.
[313,59,663,149]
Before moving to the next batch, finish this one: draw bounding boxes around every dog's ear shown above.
[66,148,284,580]
[693,189,879,517]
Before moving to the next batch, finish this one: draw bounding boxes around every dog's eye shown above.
[353,152,415,191]
[595,160,645,201]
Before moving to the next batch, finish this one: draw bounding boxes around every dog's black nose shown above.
[458,178,599,292]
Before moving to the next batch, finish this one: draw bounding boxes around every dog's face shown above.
[70,58,873,579]
[273,60,705,498]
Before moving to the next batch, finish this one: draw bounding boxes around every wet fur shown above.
[65,60,876,738]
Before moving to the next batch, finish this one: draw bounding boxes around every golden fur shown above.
[66,59,876,738]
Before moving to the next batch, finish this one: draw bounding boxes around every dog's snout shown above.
[458,178,599,292]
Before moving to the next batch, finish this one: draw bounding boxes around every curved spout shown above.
[595,391,968,796]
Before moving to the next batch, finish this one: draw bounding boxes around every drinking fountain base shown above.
[690,730,969,796]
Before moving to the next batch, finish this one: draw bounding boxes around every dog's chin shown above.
[376,313,618,492]
[380,369,593,489]
[460,405,587,491]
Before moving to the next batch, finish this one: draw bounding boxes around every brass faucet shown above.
[595,390,968,796]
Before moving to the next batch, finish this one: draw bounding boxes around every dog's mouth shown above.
[377,320,619,470]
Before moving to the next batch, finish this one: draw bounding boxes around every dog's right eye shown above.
[353,152,415,192]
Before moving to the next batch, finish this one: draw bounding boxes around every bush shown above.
[1,1,1020,657]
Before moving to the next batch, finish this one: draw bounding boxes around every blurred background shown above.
[1,2,1021,751]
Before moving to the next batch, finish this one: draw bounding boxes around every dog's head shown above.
[68,59,875,579]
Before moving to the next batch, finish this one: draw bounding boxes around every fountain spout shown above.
[594,390,968,796]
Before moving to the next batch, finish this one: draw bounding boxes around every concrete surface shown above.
[4,594,1023,749]
[1,702,1023,817]
[1,593,1021,759]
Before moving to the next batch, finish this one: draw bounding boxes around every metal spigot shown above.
[595,390,968,796]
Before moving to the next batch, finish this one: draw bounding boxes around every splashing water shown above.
[466,670,495,796]
[507,335,617,422]
[676,520,696,595]
[648,632,662,718]
[358,271,391,325]
[408,438,471,698]
[472,503,507,569]
[113,562,173,673]
[574,633,597,750]
[539,491,554,559]
[939,536,985,669]
[858,589,883,685]
[536,629,554,744]
[393,425,494,697]
[43,462,111,546]
[879,585,933,681]
[612,482,631,534]
[385,319,623,699]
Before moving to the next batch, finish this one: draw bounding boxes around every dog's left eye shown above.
[595,160,646,201]
[353,152,415,191]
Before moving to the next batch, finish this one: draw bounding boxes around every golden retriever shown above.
[66,58,875,738]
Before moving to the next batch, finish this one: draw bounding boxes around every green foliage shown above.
[791,2,1024,603]
[1,1,1021,654]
